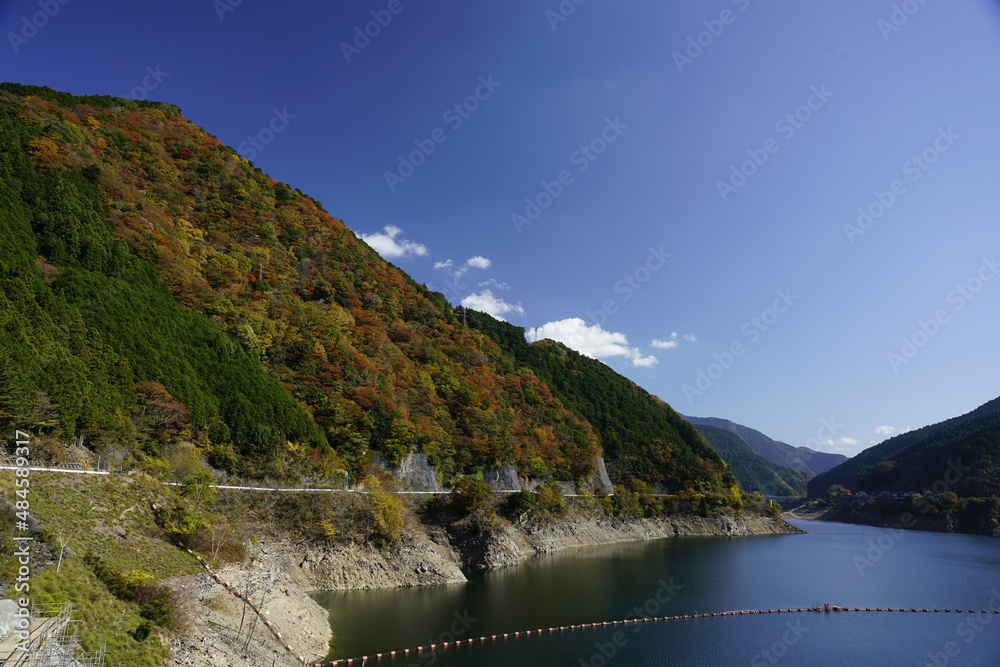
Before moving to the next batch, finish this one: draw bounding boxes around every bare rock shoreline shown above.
[166,513,801,666]
[785,504,999,536]
[463,513,800,568]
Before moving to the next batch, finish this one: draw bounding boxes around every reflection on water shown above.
[312,520,1000,665]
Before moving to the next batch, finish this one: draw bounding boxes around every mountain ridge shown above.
[0,82,733,496]
[807,395,1000,498]
[463,310,735,492]
[690,424,809,496]
[682,415,846,477]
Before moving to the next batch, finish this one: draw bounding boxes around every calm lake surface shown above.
[312,519,1000,665]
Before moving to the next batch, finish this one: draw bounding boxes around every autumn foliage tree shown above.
[0,83,733,495]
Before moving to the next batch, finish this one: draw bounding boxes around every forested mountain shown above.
[0,83,734,494]
[807,396,1000,498]
[463,311,734,491]
[682,415,845,477]
[691,424,809,496]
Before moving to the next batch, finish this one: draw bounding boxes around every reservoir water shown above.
[313,519,1000,665]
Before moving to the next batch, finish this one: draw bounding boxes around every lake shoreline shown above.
[166,510,801,666]
[785,504,1000,536]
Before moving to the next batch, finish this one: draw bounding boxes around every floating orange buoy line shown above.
[316,605,1000,665]
[178,539,998,666]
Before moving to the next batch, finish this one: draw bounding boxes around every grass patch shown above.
[0,469,250,667]
[0,470,222,577]
[31,557,171,667]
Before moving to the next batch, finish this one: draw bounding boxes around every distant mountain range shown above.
[682,415,847,477]
[691,423,810,496]
[808,396,1000,498]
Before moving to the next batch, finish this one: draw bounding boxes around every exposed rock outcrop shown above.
[166,510,800,666]
[459,513,801,569]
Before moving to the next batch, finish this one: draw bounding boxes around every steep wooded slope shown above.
[808,396,1000,498]
[0,83,738,494]
[464,311,735,492]
[692,424,809,495]
[683,415,845,476]
[0,83,597,481]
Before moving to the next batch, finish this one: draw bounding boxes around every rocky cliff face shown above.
[461,513,801,569]
[294,530,467,590]
[166,511,801,666]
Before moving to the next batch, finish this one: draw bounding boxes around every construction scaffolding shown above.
[0,602,106,667]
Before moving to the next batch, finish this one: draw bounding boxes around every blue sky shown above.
[4,0,999,456]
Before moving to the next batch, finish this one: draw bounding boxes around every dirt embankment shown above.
[165,511,801,666]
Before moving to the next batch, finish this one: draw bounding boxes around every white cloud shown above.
[461,290,525,321]
[479,278,511,290]
[631,353,659,367]
[874,425,896,436]
[359,225,428,259]
[434,255,493,286]
[532,318,658,368]
[650,331,696,349]
[816,436,861,453]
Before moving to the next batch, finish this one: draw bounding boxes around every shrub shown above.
[609,487,643,519]
[366,490,405,547]
[501,490,536,521]
[535,484,566,516]
[153,503,208,542]
[451,478,492,516]
[180,469,216,504]
[84,554,177,628]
